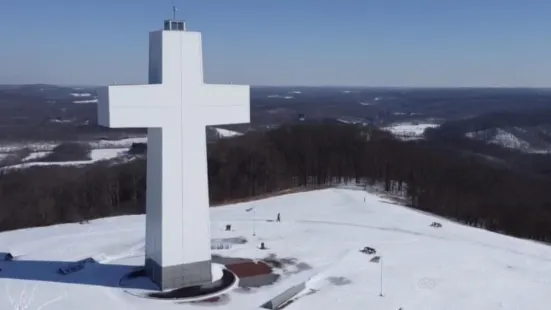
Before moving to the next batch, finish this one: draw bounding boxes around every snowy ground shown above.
[0,137,146,153]
[89,137,147,149]
[0,137,145,170]
[73,99,98,104]
[0,126,235,154]
[266,94,294,99]
[0,129,239,170]
[0,188,550,309]
[70,92,98,104]
[383,123,439,140]
[213,128,243,138]
[1,148,129,171]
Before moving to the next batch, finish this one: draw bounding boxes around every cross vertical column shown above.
[97,21,250,291]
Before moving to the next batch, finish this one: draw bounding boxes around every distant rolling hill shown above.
[465,126,551,153]
[4,84,551,151]
[0,84,98,103]
[426,109,551,153]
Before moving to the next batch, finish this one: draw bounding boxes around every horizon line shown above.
[1,83,551,90]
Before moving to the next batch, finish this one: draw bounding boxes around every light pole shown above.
[379,255,384,297]
[252,207,256,236]
[245,206,256,236]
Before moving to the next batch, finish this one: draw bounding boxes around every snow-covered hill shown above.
[466,126,551,153]
[0,188,549,309]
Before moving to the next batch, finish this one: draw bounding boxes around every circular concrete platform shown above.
[119,263,239,303]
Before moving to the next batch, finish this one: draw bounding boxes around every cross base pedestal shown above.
[145,258,213,291]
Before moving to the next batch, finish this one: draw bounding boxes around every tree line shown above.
[1,123,551,242]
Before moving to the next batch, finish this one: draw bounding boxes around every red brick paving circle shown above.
[225,261,273,278]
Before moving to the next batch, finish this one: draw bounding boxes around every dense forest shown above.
[2,123,551,243]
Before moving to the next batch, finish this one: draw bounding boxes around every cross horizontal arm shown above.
[199,84,250,126]
[97,84,175,128]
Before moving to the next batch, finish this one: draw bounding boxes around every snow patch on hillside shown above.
[337,117,367,125]
[1,148,129,171]
[89,148,129,161]
[490,129,531,150]
[23,151,49,161]
[50,118,75,124]
[383,123,439,140]
[214,128,243,138]
[71,92,92,97]
[359,97,383,106]
[90,137,147,149]
[466,129,536,152]
[267,94,294,99]
[73,99,98,104]
[0,137,146,154]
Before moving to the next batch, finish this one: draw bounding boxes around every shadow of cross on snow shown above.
[0,259,144,289]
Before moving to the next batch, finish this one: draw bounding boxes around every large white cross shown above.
[96,24,250,290]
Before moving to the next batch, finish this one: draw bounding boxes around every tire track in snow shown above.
[5,283,38,310]
[296,219,449,241]
[34,289,67,310]
[227,217,447,241]
[229,216,551,263]
[298,219,551,262]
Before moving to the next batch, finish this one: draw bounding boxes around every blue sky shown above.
[1,0,551,87]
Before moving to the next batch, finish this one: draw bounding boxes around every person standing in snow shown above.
[276,213,281,222]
